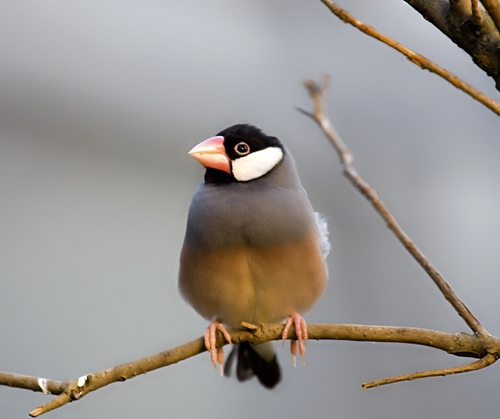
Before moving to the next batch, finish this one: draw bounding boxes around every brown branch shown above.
[28,334,208,417]
[0,373,65,395]
[403,0,500,90]
[319,0,500,113]
[0,323,494,416]
[298,76,488,336]
[362,352,497,388]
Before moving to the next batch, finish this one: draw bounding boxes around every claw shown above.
[217,347,224,376]
[204,321,233,371]
[282,313,308,366]
[290,339,298,367]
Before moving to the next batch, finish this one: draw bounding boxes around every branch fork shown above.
[298,76,498,388]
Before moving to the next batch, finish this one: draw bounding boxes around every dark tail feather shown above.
[224,342,281,389]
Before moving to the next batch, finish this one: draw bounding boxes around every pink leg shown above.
[282,313,308,366]
[204,321,232,375]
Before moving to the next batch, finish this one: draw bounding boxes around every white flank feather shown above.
[314,212,330,259]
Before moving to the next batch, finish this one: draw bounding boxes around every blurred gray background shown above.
[1,0,500,417]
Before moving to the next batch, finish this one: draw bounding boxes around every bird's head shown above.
[188,124,285,184]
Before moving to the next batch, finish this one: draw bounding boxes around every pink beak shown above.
[188,136,231,174]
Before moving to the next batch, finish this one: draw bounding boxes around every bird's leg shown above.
[282,313,308,366]
[204,321,233,375]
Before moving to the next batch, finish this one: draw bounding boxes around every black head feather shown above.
[217,124,283,161]
[205,124,284,184]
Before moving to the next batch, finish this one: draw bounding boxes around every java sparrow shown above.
[179,124,329,388]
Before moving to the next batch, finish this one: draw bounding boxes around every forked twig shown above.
[298,76,487,337]
[298,76,495,387]
[362,352,497,388]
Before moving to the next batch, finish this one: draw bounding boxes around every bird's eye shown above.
[234,142,250,156]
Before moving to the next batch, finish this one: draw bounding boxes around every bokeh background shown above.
[1,1,500,417]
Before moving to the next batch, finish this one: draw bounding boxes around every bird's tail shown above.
[224,341,281,389]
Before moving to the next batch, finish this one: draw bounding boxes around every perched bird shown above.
[179,124,329,388]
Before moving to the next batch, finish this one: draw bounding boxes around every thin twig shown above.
[298,76,488,337]
[0,373,64,395]
[319,0,500,116]
[362,352,497,388]
[21,323,500,416]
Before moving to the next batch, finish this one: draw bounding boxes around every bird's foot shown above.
[204,321,233,375]
[282,313,307,367]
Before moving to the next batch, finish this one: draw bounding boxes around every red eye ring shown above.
[234,142,250,156]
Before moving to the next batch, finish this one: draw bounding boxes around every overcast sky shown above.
[1,1,500,418]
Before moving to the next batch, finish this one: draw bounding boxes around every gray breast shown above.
[184,154,316,250]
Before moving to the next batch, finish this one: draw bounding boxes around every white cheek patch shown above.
[231,147,283,182]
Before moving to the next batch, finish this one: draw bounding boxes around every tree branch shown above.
[0,373,65,395]
[362,352,497,388]
[319,0,500,112]
[298,76,487,336]
[403,0,500,90]
[0,323,495,416]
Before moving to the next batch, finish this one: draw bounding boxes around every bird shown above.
[178,124,329,389]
